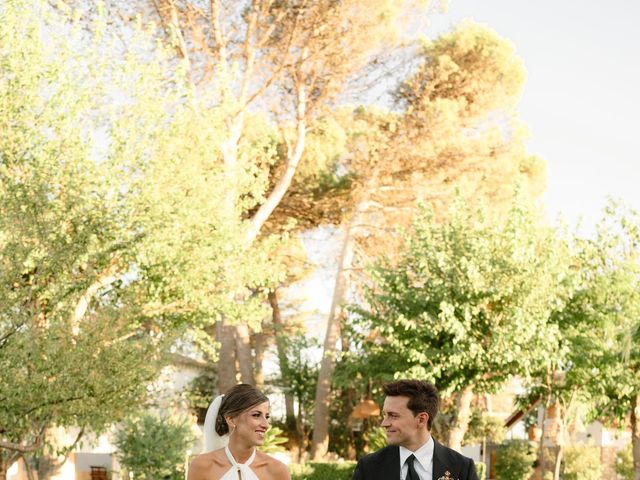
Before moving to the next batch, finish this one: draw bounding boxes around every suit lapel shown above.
[376,446,401,480]
[432,440,446,480]
[432,439,458,480]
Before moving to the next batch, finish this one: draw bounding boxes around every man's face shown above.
[381,395,428,450]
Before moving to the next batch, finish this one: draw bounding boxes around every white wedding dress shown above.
[218,446,259,480]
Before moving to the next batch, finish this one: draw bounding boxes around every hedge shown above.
[290,461,357,480]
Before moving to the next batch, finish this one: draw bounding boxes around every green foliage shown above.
[114,413,195,480]
[474,461,486,479]
[0,0,283,459]
[556,203,640,424]
[346,197,569,396]
[278,332,319,441]
[464,410,505,445]
[0,0,183,453]
[615,444,633,480]
[561,446,602,480]
[290,461,357,480]
[258,426,289,454]
[494,440,536,480]
[363,426,387,453]
[518,202,640,480]
[183,371,218,416]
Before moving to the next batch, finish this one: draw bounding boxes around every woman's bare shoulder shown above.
[187,449,227,479]
[256,451,291,479]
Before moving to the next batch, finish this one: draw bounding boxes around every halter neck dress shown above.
[219,446,259,480]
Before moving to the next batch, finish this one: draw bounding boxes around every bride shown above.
[187,383,291,480]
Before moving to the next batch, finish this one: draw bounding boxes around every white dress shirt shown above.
[399,437,434,480]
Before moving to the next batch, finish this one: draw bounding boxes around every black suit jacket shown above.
[351,439,479,480]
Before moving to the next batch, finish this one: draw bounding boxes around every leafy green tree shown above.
[114,413,195,480]
[0,1,279,477]
[0,2,177,476]
[464,410,506,446]
[540,203,640,480]
[345,198,570,450]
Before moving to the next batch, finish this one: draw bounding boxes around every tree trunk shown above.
[553,445,563,480]
[235,323,255,385]
[0,450,9,480]
[310,174,380,460]
[310,223,358,460]
[37,452,62,480]
[244,83,307,246]
[447,385,474,452]
[37,428,68,480]
[253,328,265,390]
[268,290,296,434]
[24,456,35,480]
[539,399,548,479]
[217,321,238,392]
[553,399,567,480]
[297,402,306,462]
[632,394,640,480]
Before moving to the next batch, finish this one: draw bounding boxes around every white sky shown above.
[427,0,640,230]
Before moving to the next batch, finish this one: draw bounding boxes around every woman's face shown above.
[228,401,270,447]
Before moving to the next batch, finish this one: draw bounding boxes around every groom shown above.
[352,380,479,480]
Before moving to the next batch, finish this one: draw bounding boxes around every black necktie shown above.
[406,454,419,480]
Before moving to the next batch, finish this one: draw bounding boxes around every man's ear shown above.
[417,412,429,427]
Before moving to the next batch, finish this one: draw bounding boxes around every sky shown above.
[426,0,640,230]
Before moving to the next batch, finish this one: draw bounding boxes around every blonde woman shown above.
[188,384,290,480]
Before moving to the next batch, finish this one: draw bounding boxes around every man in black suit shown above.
[352,380,479,480]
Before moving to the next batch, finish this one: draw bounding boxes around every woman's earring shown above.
[229,423,236,436]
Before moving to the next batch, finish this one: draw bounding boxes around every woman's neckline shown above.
[225,445,256,466]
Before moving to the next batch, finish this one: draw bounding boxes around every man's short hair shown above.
[383,379,439,429]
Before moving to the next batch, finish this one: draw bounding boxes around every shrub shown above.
[615,444,633,480]
[363,426,387,453]
[290,461,357,480]
[494,440,536,480]
[258,426,289,453]
[562,446,602,480]
[114,413,195,480]
[474,461,486,479]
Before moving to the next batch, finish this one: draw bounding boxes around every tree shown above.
[312,21,547,457]
[345,198,569,451]
[0,3,172,476]
[541,203,640,480]
[134,0,437,392]
[0,1,276,477]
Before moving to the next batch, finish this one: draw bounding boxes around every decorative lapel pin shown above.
[436,471,457,480]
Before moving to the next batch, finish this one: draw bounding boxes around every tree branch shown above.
[209,0,228,63]
[69,262,121,337]
[245,79,306,245]
[0,425,46,454]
